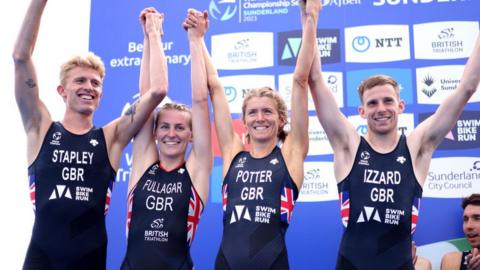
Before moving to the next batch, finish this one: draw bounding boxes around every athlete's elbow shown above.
[151,84,168,101]
[12,50,31,64]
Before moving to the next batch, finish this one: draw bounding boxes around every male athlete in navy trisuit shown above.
[307,6,480,268]
[14,1,166,269]
[200,0,320,268]
[441,194,480,270]
[121,8,212,270]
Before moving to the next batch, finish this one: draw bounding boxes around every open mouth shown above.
[162,141,180,145]
[78,93,95,100]
[466,232,479,239]
[254,126,269,130]
[374,115,391,121]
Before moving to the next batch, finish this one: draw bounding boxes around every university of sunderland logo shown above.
[421,74,437,98]
[49,185,72,200]
[356,206,381,223]
[230,205,252,224]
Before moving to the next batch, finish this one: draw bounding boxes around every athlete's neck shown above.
[364,132,400,153]
[158,154,185,172]
[61,111,94,135]
[250,138,277,158]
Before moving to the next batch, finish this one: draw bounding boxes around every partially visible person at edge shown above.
[306,6,480,269]
[13,1,166,269]
[182,0,320,268]
[412,241,432,270]
[120,7,212,270]
[441,194,480,270]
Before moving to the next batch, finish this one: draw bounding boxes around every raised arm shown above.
[104,10,168,170]
[282,0,320,188]
[129,9,166,192]
[409,34,480,185]
[184,9,212,202]
[13,0,53,164]
[184,11,243,177]
[307,3,358,181]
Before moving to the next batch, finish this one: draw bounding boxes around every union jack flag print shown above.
[411,197,421,234]
[280,186,295,224]
[29,174,36,211]
[104,180,114,215]
[222,184,228,212]
[187,187,203,246]
[126,187,135,237]
[339,191,350,228]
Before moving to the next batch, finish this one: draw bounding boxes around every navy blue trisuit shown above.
[121,162,203,270]
[336,135,423,270]
[460,250,471,270]
[23,122,116,270]
[215,146,298,270]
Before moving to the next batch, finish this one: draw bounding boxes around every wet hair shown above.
[357,75,400,104]
[462,193,480,209]
[154,102,192,131]
[241,86,288,142]
[59,52,105,86]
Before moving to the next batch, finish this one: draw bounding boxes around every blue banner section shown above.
[89,0,480,269]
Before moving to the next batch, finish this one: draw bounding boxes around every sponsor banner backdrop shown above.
[424,157,480,198]
[88,0,480,269]
[298,162,338,202]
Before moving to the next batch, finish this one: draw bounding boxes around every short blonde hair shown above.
[358,75,400,104]
[154,102,192,131]
[59,52,105,86]
[242,87,288,142]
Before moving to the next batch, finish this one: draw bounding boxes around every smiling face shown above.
[463,204,480,248]
[155,108,192,160]
[359,84,404,136]
[243,96,285,144]
[57,66,103,115]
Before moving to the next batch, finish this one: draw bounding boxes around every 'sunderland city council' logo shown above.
[424,157,480,198]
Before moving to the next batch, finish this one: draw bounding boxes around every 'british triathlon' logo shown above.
[209,0,237,21]
[151,218,164,229]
